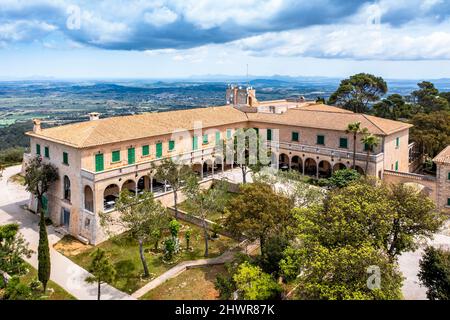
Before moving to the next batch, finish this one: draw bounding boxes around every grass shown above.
[17,262,76,300]
[140,265,228,300]
[56,222,237,294]
[8,173,26,186]
[178,192,239,223]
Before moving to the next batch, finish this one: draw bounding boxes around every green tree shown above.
[418,246,450,300]
[233,261,281,300]
[412,81,449,113]
[281,242,403,300]
[183,176,228,257]
[328,73,387,113]
[410,111,450,158]
[345,122,366,169]
[0,224,33,275]
[361,133,379,174]
[152,158,193,218]
[373,94,411,120]
[328,168,360,188]
[85,249,116,300]
[24,156,58,292]
[2,276,33,300]
[100,190,169,277]
[224,182,294,255]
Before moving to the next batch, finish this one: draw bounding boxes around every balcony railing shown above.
[269,141,384,163]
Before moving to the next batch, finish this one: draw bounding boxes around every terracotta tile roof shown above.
[247,105,412,135]
[433,145,450,164]
[27,102,412,148]
[26,106,248,148]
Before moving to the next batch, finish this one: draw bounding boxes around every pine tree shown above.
[85,249,116,300]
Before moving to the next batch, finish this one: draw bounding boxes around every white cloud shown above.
[144,7,177,26]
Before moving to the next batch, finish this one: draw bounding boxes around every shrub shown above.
[169,219,181,239]
[419,246,450,300]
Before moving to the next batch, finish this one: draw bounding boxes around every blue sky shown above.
[1,0,450,79]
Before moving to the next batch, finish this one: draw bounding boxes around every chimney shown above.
[33,119,42,133]
[88,112,100,121]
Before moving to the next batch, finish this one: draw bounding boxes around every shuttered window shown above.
[156,142,163,158]
[396,137,400,147]
[395,161,399,171]
[192,136,198,150]
[128,148,135,164]
[169,140,175,151]
[227,129,232,139]
[142,145,149,156]
[203,134,208,144]
[95,154,104,172]
[267,129,272,141]
[448,198,450,206]
[112,150,120,162]
[317,135,325,145]
[44,146,50,158]
[36,144,41,155]
[215,132,221,145]
[339,138,348,149]
[63,152,69,165]
[292,132,299,142]
[448,172,450,180]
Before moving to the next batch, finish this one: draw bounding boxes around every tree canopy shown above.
[418,246,450,300]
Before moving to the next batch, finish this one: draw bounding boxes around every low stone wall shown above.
[383,170,437,202]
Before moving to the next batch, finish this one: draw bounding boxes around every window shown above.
[267,129,272,141]
[128,147,135,164]
[203,134,208,144]
[215,132,221,145]
[227,129,232,139]
[192,135,198,150]
[292,132,299,142]
[339,138,348,149]
[112,150,121,162]
[447,198,450,206]
[44,146,50,158]
[396,137,400,148]
[36,144,41,155]
[63,152,69,165]
[156,142,163,158]
[142,145,149,156]
[95,153,104,172]
[63,175,71,201]
[317,135,325,145]
[169,140,175,151]
[447,171,450,180]
[395,161,399,171]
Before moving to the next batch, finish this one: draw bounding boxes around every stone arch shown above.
[333,162,347,172]
[304,158,317,177]
[103,184,119,211]
[192,162,203,177]
[121,179,136,194]
[318,160,332,178]
[279,153,290,170]
[290,155,303,172]
[203,158,214,177]
[84,185,93,212]
[355,165,365,175]
[137,175,150,194]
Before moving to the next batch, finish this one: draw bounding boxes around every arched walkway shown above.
[290,155,302,172]
[121,179,136,195]
[203,159,214,178]
[279,153,289,171]
[304,158,317,177]
[318,160,332,178]
[137,176,150,194]
[84,185,94,212]
[192,162,203,177]
[333,163,347,172]
[355,166,365,175]
[104,184,119,211]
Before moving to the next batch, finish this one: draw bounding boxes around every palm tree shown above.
[346,122,364,169]
[361,133,379,175]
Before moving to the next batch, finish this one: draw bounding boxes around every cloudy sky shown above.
[1,0,450,79]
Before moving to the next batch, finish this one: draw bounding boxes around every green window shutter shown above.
[317,135,324,145]
[215,132,221,145]
[292,132,299,142]
[267,129,272,141]
[192,136,198,150]
[95,153,104,172]
[364,143,369,151]
[128,148,135,164]
[63,152,69,165]
[227,129,232,139]
[169,140,175,151]
[396,137,400,147]
[203,134,208,144]
[156,142,163,158]
[339,138,348,148]
[447,198,450,206]
[448,172,450,180]
[142,145,149,156]
[395,161,399,171]
[44,146,50,158]
[112,150,121,162]
[36,144,41,155]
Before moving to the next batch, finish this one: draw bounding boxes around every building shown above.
[24,86,430,245]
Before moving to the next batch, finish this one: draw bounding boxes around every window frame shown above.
[339,137,348,149]
[142,145,150,157]
[292,131,299,142]
[62,152,69,165]
[316,135,325,145]
[44,146,50,158]
[111,150,121,163]
[168,140,175,151]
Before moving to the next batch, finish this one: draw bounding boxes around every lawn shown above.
[56,222,237,294]
[140,265,228,300]
[18,262,76,300]
[178,192,239,223]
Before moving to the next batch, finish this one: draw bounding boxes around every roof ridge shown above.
[361,114,387,135]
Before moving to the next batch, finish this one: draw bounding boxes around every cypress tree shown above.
[38,210,51,292]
